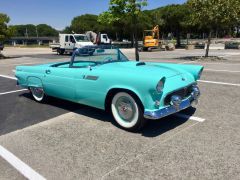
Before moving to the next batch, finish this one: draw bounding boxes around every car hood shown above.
[97,61,183,78]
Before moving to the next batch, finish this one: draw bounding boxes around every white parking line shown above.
[0,89,28,96]
[1,62,38,66]
[198,80,240,87]
[101,121,200,179]
[178,61,197,64]
[0,145,46,180]
[198,62,240,66]
[204,69,240,73]
[0,74,17,80]
[175,113,205,122]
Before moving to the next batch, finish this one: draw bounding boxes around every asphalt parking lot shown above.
[0,47,240,179]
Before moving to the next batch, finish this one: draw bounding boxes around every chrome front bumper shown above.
[144,85,200,120]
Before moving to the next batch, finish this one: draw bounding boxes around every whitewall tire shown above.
[111,92,146,131]
[30,87,46,102]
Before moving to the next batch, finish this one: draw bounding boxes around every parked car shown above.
[0,43,4,51]
[15,47,203,131]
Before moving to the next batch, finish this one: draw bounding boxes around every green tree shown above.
[36,24,58,37]
[11,24,58,37]
[98,0,148,61]
[0,13,14,56]
[12,24,36,37]
[62,26,73,34]
[154,4,191,47]
[187,0,240,57]
[0,13,14,41]
[70,14,101,33]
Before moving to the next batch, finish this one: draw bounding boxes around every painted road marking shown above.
[198,80,240,87]
[1,62,40,66]
[10,62,38,66]
[0,74,17,80]
[178,61,196,64]
[204,69,240,73]
[101,121,200,179]
[198,62,240,66]
[0,89,28,96]
[0,145,46,180]
[175,113,205,122]
[178,61,240,66]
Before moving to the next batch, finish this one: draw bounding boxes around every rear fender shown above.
[27,76,43,88]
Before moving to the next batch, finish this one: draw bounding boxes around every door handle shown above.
[45,69,51,74]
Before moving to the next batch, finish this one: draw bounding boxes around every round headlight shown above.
[156,79,165,93]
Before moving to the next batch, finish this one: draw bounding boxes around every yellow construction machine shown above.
[143,25,160,51]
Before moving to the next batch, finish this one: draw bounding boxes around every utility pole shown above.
[36,26,39,38]
[25,28,28,38]
[36,26,40,45]
[24,28,28,45]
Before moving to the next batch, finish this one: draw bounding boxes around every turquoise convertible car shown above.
[15,47,203,131]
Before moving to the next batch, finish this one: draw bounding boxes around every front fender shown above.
[106,84,163,111]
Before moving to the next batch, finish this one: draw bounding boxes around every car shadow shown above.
[3,92,195,137]
[140,107,196,137]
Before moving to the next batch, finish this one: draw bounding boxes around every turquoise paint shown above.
[15,53,203,112]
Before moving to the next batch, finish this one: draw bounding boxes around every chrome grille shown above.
[164,86,192,105]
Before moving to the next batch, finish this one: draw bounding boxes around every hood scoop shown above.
[136,62,146,66]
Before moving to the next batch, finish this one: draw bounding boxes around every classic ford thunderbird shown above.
[15,47,203,131]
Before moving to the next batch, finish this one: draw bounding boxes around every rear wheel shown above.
[30,87,46,102]
[111,92,146,131]
[58,49,65,55]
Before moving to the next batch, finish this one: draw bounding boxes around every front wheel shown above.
[111,92,146,131]
[30,87,46,102]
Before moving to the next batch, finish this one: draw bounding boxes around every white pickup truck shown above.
[50,34,94,55]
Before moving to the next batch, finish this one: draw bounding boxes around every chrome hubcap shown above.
[31,87,44,98]
[116,96,135,122]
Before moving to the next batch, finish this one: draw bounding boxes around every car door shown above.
[69,35,76,50]
[64,35,69,49]
[42,66,76,101]
[74,66,103,109]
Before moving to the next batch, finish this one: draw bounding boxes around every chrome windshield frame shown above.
[69,46,129,68]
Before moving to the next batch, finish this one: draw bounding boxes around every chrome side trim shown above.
[84,75,99,80]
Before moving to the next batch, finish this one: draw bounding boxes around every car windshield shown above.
[71,47,129,67]
[74,35,89,42]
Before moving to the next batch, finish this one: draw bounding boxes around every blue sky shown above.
[0,0,186,30]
